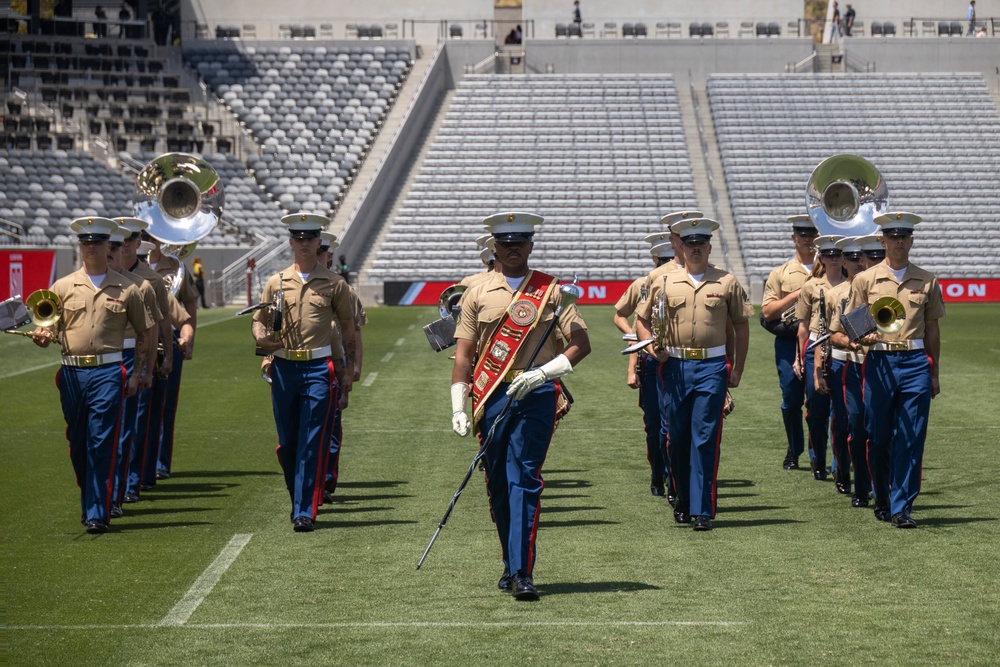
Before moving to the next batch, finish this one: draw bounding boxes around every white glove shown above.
[506,354,574,400]
[451,382,471,437]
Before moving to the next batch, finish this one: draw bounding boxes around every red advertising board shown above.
[938,279,1000,303]
[0,250,57,301]
[392,280,634,306]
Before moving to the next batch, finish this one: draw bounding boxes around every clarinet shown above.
[818,288,829,383]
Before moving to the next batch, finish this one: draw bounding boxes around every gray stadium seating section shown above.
[369,74,699,282]
[708,73,1000,281]
[184,44,411,216]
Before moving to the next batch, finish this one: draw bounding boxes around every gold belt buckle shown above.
[887,341,907,351]
[683,348,705,360]
[288,349,310,361]
[81,355,99,367]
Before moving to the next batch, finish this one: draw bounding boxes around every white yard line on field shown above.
[362,372,378,387]
[159,533,252,627]
[381,352,394,363]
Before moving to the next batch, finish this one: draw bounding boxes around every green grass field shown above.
[3,303,999,666]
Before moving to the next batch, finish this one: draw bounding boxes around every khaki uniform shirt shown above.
[119,268,161,338]
[831,262,946,341]
[455,270,587,370]
[130,259,171,329]
[642,258,679,294]
[458,269,495,311]
[762,259,812,308]
[50,267,154,356]
[638,266,750,349]
[254,265,354,351]
[614,277,647,319]
[167,294,191,329]
[796,275,847,335]
[151,254,199,304]
[330,286,367,359]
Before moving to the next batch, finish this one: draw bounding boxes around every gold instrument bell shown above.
[871,296,906,335]
[27,289,62,328]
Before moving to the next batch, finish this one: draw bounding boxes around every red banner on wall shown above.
[0,250,57,301]
[938,279,1000,302]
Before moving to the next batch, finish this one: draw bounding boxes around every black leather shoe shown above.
[322,490,334,504]
[835,476,851,495]
[123,491,139,503]
[110,504,124,518]
[512,572,538,601]
[155,468,170,480]
[666,494,677,508]
[292,517,314,532]
[874,505,890,522]
[693,516,713,531]
[851,495,869,508]
[139,481,155,491]
[673,508,690,524]
[782,455,799,470]
[498,570,512,593]
[891,512,917,528]
[85,521,108,534]
[650,478,665,497]
[812,463,828,481]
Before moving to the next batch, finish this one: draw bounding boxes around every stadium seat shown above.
[622,23,635,38]
[655,21,669,37]
[635,22,647,38]
[449,24,463,39]
[701,22,714,36]
[555,23,568,38]
[715,21,729,37]
[767,22,780,37]
[689,22,702,37]
[938,21,949,36]
[883,22,896,36]
[601,22,617,38]
[950,22,963,35]
[568,22,582,38]
[871,21,883,36]
[581,22,596,37]
[756,22,768,37]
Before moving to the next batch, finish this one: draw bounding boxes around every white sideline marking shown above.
[407,324,416,330]
[159,533,252,627]
[395,337,406,347]
[362,372,378,387]
[0,361,60,380]
[10,620,744,631]
[381,352,394,363]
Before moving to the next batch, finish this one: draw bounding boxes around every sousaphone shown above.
[806,154,887,237]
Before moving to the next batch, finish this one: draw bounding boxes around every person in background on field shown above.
[192,256,208,308]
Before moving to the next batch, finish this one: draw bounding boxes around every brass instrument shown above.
[779,304,798,325]
[651,291,668,350]
[806,154,887,237]
[871,296,906,335]
[133,153,224,298]
[423,284,467,352]
[1,290,62,341]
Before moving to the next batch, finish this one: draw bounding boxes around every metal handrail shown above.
[787,52,817,73]
[0,217,25,244]
[219,233,282,305]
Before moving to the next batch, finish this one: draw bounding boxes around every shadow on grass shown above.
[915,504,968,511]
[333,493,414,503]
[538,519,618,528]
[124,506,216,516]
[544,469,588,475]
[545,479,593,489]
[324,505,394,514]
[721,505,788,513]
[717,479,755,488]
[139,493,230,501]
[336,480,408,489]
[540,581,661,596]
[112,521,213,531]
[166,470,279,479]
[918,516,997,527]
[541,505,605,513]
[315,519,418,529]
[717,492,758,499]
[146,482,239,494]
[712,518,805,528]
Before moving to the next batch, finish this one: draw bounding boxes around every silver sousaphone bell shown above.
[423,284,467,352]
[133,153,225,295]
[806,154,887,237]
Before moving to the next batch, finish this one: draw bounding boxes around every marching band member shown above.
[33,217,154,533]
[794,234,846,483]
[828,235,872,506]
[636,218,750,531]
[252,213,356,532]
[860,234,886,268]
[452,212,590,600]
[612,231,675,497]
[316,231,363,502]
[830,213,945,528]
[144,234,199,481]
[106,222,161,518]
[762,215,818,471]
[115,225,172,502]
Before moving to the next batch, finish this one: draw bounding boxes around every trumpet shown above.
[2,290,62,341]
[779,304,798,325]
[871,296,905,335]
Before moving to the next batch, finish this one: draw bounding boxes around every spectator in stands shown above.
[504,28,519,45]
[118,4,130,38]
[152,2,170,46]
[967,1,976,36]
[192,256,209,308]
[572,0,582,25]
[830,1,842,42]
[94,5,108,38]
[337,255,351,284]
[844,4,856,36]
[515,24,523,42]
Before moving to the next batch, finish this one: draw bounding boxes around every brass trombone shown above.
[1,290,62,341]
[871,296,906,335]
